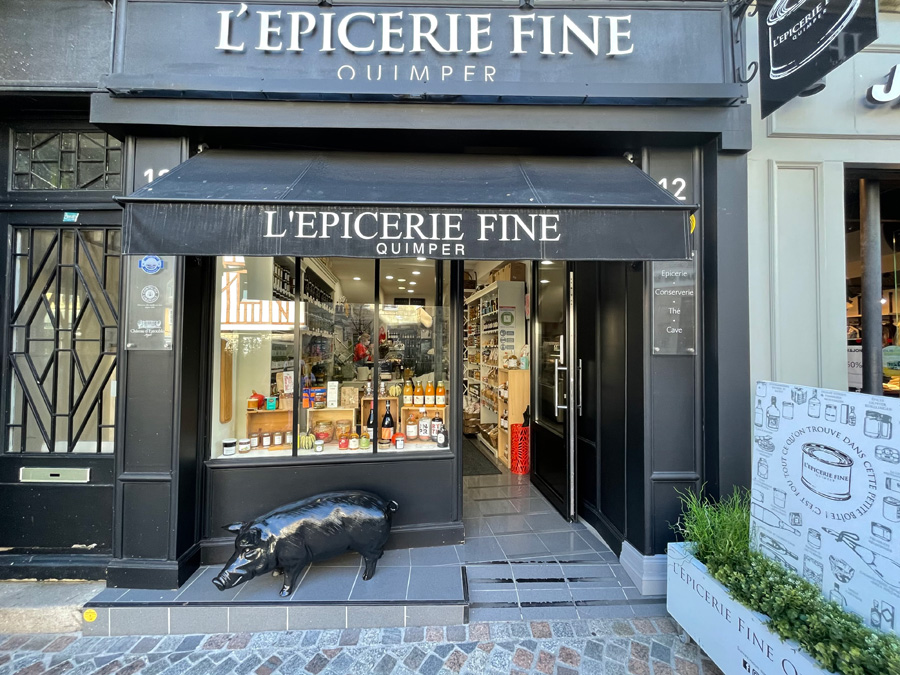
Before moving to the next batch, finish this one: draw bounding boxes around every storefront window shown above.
[210,256,451,459]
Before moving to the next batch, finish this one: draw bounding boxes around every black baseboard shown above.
[0,554,109,581]
[578,504,624,557]
[200,521,465,566]
[107,543,201,590]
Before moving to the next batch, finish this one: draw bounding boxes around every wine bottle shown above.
[381,402,395,441]
[437,424,448,448]
[430,411,442,441]
[367,405,376,441]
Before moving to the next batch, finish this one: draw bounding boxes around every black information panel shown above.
[757,0,877,118]
[652,252,697,356]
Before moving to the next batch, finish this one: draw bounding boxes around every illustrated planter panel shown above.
[667,542,832,675]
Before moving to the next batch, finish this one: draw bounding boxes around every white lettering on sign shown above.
[214,8,635,58]
[867,64,899,104]
[658,177,687,201]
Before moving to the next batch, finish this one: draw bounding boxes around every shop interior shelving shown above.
[464,281,525,457]
[496,368,530,468]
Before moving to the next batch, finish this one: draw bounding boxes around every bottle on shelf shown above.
[425,380,436,406]
[436,380,446,406]
[367,404,376,440]
[406,410,418,440]
[404,379,414,406]
[381,401,395,442]
[414,380,425,406]
[430,410,443,441]
[418,407,430,439]
[436,423,448,448]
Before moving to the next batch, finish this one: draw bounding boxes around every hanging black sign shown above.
[757,0,878,118]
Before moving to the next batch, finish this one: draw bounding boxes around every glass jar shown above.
[335,419,353,438]
[359,432,371,449]
[261,432,272,448]
[314,420,334,442]
[285,430,293,445]
[338,434,350,449]
[222,438,237,456]
[273,431,283,446]
[349,433,360,449]
[237,438,251,454]
[249,432,260,448]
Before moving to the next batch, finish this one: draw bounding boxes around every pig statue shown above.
[212,490,399,597]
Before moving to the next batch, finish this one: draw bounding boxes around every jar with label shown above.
[392,433,406,449]
[338,434,350,449]
[222,438,237,456]
[249,432,260,449]
[314,439,324,452]
[237,438,251,454]
[273,431,283,446]
[285,430,293,445]
[262,432,272,448]
[349,433,360,449]
[335,419,353,438]
[359,432,371,449]
[314,420,334,442]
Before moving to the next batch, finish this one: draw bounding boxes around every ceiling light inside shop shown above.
[386,276,394,280]
[417,257,427,261]
[408,290,414,293]
[412,271,421,275]
[541,260,553,265]
[540,279,550,284]
[353,277,361,281]
[399,286,406,290]
[398,278,406,282]
[409,281,416,286]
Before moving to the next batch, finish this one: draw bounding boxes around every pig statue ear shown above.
[223,522,244,534]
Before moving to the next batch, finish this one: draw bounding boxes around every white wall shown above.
[747,13,900,390]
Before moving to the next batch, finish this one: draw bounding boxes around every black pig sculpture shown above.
[212,491,398,597]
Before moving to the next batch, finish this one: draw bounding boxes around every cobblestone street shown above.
[0,617,723,675]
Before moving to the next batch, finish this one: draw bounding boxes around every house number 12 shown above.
[658,177,687,201]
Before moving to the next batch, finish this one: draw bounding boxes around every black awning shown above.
[118,150,694,261]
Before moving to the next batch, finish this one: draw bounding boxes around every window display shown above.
[210,256,451,459]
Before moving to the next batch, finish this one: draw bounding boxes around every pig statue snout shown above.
[213,491,398,597]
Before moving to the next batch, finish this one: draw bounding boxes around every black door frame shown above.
[0,208,122,578]
[529,261,577,521]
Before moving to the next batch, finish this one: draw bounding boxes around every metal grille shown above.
[11,131,123,191]
[6,228,120,453]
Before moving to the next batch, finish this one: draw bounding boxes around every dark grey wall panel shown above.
[0,0,112,89]
[0,485,113,551]
[651,480,694,553]
[122,351,176,473]
[206,458,456,537]
[122,482,171,559]
[649,358,697,473]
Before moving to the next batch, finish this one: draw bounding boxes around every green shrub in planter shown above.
[673,489,900,675]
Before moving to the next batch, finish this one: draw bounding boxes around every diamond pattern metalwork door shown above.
[6,228,120,454]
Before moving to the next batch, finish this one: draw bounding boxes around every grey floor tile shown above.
[496,533,551,558]
[347,605,405,628]
[229,606,288,632]
[520,605,579,620]
[288,605,346,630]
[176,567,243,603]
[511,562,563,579]
[483,515,532,535]
[561,564,616,580]
[463,518,494,537]
[579,531,613,552]
[468,607,523,622]
[407,567,463,601]
[478,499,519,516]
[468,486,514,499]
[464,563,512,580]
[509,497,553,514]
[87,588,129,604]
[406,605,465,627]
[169,607,228,635]
[110,607,168,636]
[516,588,573,604]
[506,484,532,499]
[539,531,596,556]
[316,552,365,567]
[556,551,616,564]
[291,565,361,602]
[409,545,459,567]
[469,589,520,605]
[525,512,571,533]
[457,536,505,563]
[81,607,110,636]
[571,587,627,602]
[378,548,412,566]
[348,566,410,601]
[116,589,182,603]
[576,604,636,619]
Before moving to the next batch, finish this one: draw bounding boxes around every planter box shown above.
[667,542,832,675]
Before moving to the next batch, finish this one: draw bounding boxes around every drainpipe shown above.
[861,179,882,395]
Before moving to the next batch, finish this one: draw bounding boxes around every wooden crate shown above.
[361,397,400,430]
[245,409,293,450]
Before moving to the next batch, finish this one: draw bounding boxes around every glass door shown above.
[531,261,576,519]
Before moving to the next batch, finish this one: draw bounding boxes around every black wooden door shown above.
[1,217,119,554]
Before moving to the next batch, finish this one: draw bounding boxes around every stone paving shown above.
[0,617,723,675]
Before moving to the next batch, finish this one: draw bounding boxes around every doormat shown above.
[463,438,501,476]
